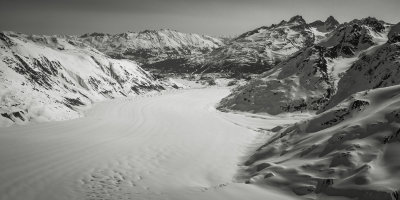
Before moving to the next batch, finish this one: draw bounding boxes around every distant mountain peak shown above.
[288,15,306,24]
[349,17,386,32]
[325,16,339,26]
[80,32,110,38]
[138,29,176,34]
[309,16,340,32]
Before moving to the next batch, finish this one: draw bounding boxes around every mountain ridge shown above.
[0,31,174,126]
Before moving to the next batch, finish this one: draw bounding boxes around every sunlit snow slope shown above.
[0,31,166,126]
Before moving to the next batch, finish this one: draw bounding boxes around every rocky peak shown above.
[350,17,386,32]
[288,15,306,24]
[79,32,110,38]
[325,16,339,27]
[309,16,339,32]
[138,29,159,34]
[309,20,324,27]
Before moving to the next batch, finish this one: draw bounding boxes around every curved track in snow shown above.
[0,88,297,200]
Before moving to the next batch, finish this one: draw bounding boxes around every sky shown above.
[0,0,399,37]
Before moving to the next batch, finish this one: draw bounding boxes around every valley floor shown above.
[0,87,308,200]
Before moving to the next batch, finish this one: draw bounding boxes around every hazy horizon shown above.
[1,0,399,37]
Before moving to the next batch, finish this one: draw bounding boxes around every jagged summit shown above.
[346,17,386,32]
[309,16,339,32]
[274,15,307,27]
[80,32,110,38]
[288,15,306,24]
[138,29,178,34]
[325,16,339,26]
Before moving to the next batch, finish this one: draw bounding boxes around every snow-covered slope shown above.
[241,85,400,200]
[218,17,391,114]
[79,29,224,64]
[0,31,166,126]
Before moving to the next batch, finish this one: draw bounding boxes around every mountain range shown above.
[144,15,340,75]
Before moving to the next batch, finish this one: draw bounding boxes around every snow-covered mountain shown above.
[79,29,224,65]
[218,17,391,114]
[0,31,169,126]
[75,16,339,75]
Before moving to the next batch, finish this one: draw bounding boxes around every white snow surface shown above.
[0,87,304,200]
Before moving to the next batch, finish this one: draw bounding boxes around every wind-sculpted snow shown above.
[0,31,166,126]
[241,85,400,200]
[219,17,392,115]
